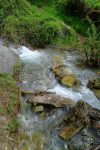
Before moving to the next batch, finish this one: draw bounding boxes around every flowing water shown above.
[12,46,100,150]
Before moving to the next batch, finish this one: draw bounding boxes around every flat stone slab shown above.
[27,92,75,108]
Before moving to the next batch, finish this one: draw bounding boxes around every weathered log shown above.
[27,92,75,108]
[86,103,100,120]
[60,100,90,140]
[60,100,100,140]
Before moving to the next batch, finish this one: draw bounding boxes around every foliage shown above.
[81,23,100,67]
[53,27,78,49]
[0,106,5,114]
[0,73,17,92]
[7,93,19,114]
[0,0,31,23]
[0,0,100,67]
[84,0,100,9]
[27,0,58,7]
[2,6,70,47]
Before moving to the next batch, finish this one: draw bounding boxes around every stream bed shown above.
[13,46,100,150]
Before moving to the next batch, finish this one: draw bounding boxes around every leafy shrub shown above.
[81,23,100,67]
[28,0,58,7]
[0,0,31,22]
[2,7,70,47]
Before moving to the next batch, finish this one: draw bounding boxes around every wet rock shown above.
[28,92,75,108]
[92,89,100,99]
[86,103,100,120]
[88,78,100,89]
[32,132,45,150]
[19,132,45,150]
[60,100,90,140]
[67,133,93,150]
[33,106,44,112]
[18,131,30,142]
[81,129,88,136]
[60,124,82,140]
[52,65,72,79]
[93,121,100,129]
[94,145,100,150]
[39,112,46,120]
[51,65,80,88]
[61,74,76,87]
[87,78,100,99]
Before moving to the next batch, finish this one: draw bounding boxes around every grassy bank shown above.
[0,73,20,149]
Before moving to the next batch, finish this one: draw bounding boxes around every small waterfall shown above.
[15,46,100,150]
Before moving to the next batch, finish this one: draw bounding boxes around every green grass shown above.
[6,118,19,133]
[2,5,71,47]
[0,106,5,114]
[85,0,100,9]
[7,93,19,114]
[0,73,19,115]
[0,73,17,93]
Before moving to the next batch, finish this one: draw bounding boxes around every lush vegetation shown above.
[0,0,100,67]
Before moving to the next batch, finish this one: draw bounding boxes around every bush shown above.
[81,23,100,67]
[2,7,70,47]
[0,0,31,22]
[57,0,100,16]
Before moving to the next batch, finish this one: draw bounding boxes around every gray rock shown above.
[0,42,20,73]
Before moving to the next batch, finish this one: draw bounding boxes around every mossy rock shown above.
[52,65,72,79]
[21,143,29,150]
[88,78,100,89]
[18,131,30,142]
[32,132,45,150]
[39,112,46,120]
[61,74,76,87]
[88,78,100,99]
[92,89,100,99]
[33,106,44,112]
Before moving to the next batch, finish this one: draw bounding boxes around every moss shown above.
[61,74,76,87]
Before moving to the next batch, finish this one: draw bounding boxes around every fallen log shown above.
[27,92,75,108]
[59,100,100,140]
[60,100,90,140]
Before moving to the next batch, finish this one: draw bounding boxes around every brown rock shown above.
[33,106,44,112]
